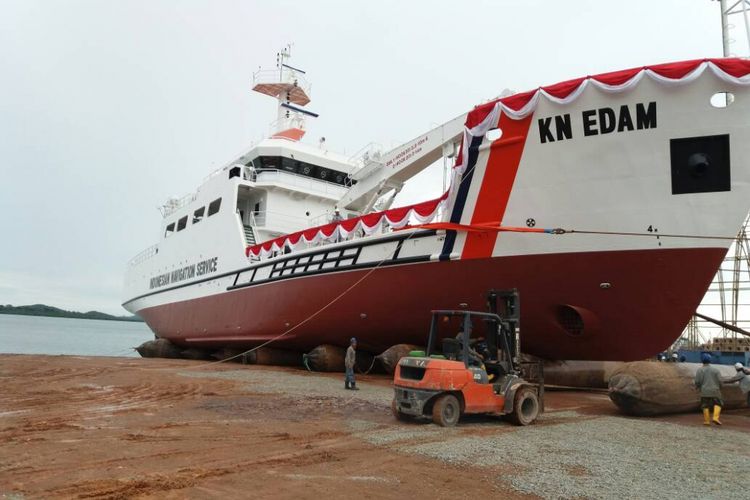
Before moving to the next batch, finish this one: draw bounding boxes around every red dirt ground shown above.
[1,354,748,499]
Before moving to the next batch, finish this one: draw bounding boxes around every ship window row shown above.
[164,198,221,238]
[254,156,357,187]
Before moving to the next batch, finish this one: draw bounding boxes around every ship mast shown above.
[718,0,750,57]
[252,45,318,141]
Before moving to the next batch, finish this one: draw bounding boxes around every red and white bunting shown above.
[455,58,750,173]
[246,193,448,258]
[248,58,750,260]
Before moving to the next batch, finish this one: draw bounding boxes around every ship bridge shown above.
[229,137,359,248]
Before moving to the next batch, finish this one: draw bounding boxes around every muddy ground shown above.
[1,354,749,499]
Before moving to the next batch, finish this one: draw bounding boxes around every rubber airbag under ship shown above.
[123,54,750,361]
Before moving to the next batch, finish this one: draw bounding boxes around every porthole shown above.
[710,92,735,108]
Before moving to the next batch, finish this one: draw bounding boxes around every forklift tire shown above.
[391,400,412,422]
[509,386,539,426]
[432,394,460,427]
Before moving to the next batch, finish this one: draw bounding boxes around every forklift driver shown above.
[455,329,484,367]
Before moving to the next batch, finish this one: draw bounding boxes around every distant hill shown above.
[0,304,144,322]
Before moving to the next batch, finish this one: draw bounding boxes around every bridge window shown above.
[258,156,280,169]
[177,216,188,231]
[280,157,298,174]
[193,206,205,224]
[256,156,356,187]
[164,222,175,238]
[208,198,222,216]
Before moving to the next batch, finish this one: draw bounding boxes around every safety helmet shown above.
[350,337,357,344]
[735,362,744,370]
[701,353,712,364]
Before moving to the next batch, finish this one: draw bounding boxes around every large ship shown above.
[123,53,750,361]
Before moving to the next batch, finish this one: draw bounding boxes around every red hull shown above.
[137,248,725,361]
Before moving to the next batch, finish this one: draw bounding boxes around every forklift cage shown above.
[426,310,518,374]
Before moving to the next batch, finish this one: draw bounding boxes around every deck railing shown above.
[128,244,159,266]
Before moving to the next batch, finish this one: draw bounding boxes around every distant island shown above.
[0,304,143,322]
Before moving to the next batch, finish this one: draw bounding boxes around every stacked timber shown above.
[701,337,750,353]
[608,361,748,416]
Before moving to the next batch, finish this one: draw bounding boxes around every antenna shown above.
[251,46,316,141]
[277,43,293,77]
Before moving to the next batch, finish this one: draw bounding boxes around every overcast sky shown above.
[0,0,744,315]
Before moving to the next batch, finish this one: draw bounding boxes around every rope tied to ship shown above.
[139,222,736,372]
[147,231,424,371]
[405,222,738,241]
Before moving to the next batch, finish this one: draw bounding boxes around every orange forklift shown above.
[392,290,543,427]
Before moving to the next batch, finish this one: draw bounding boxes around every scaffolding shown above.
[678,215,750,351]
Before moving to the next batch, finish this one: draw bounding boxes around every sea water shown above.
[0,314,154,357]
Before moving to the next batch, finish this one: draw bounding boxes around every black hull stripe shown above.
[227,255,431,291]
[440,135,484,261]
[122,229,436,307]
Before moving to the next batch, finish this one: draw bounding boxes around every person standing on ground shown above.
[724,362,750,407]
[345,337,359,390]
[694,353,724,426]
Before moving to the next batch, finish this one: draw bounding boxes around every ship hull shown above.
[124,59,750,362]
[136,246,725,361]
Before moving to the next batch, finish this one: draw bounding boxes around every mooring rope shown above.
[141,231,421,372]
[406,222,738,241]
[358,356,378,375]
[558,228,737,241]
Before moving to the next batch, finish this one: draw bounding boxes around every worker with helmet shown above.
[694,353,724,425]
[345,337,359,390]
[724,362,750,407]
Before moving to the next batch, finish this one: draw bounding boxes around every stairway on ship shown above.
[243,225,256,246]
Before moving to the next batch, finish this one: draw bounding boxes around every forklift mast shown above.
[486,289,520,370]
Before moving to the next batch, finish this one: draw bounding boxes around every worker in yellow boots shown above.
[694,353,723,426]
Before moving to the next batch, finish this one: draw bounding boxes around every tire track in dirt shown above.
[47,443,353,499]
